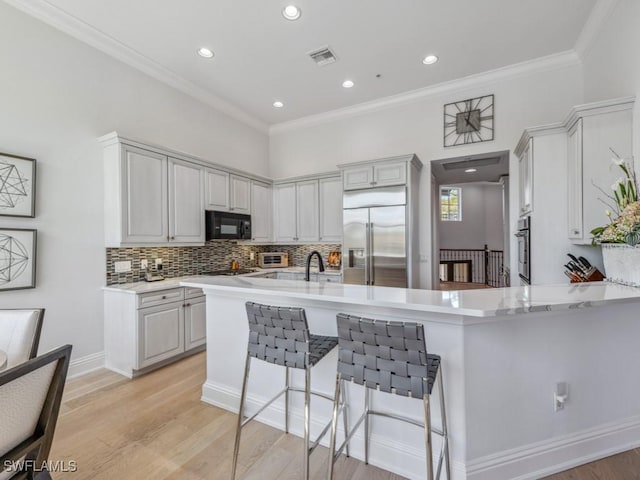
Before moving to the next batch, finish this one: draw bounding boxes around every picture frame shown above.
[0,228,37,291]
[0,152,36,218]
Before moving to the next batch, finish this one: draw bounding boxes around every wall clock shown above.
[443,94,494,147]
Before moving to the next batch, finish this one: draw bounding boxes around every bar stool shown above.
[327,314,450,480]
[231,302,346,480]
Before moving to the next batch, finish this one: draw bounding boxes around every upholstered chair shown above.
[0,309,45,369]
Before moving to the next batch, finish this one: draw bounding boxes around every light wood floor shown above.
[52,352,640,480]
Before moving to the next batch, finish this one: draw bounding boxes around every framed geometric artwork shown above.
[0,228,36,291]
[0,152,36,218]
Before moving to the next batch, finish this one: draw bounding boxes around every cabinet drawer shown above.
[185,287,204,299]
[137,288,184,309]
[319,275,342,283]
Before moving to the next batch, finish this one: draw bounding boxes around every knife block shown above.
[570,268,606,283]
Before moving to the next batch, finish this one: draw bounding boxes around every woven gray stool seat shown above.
[232,302,343,480]
[328,314,451,480]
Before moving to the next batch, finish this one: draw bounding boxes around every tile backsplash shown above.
[105,241,341,285]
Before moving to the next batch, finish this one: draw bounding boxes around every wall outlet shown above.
[554,382,569,412]
[114,261,132,273]
[250,252,255,261]
[140,259,148,270]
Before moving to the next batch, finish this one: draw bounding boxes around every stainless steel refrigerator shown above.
[343,186,409,287]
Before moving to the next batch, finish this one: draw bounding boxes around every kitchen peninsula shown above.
[181,276,640,480]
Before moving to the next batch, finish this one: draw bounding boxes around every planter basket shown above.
[602,244,640,287]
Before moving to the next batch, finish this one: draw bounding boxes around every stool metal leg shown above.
[303,366,311,480]
[423,393,434,480]
[231,354,251,480]
[327,373,342,480]
[341,379,350,457]
[438,367,451,479]
[285,366,290,434]
[364,387,371,465]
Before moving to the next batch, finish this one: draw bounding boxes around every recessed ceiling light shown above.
[197,47,214,58]
[465,168,477,173]
[282,5,301,20]
[422,54,439,65]
[273,101,284,108]
[342,80,355,88]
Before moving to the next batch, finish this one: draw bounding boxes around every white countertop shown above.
[102,267,342,294]
[179,277,640,317]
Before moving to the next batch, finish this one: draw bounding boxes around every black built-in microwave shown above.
[205,211,252,240]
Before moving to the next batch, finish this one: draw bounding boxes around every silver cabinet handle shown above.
[170,236,175,240]
[161,295,167,299]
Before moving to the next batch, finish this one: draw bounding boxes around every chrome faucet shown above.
[305,251,325,281]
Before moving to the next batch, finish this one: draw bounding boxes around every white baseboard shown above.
[203,380,640,479]
[466,415,640,480]
[67,351,105,379]
[201,380,466,480]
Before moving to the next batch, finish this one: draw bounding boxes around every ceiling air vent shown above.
[442,157,501,171]
[307,46,337,66]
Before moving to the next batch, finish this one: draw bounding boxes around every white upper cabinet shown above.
[567,119,583,239]
[296,180,319,241]
[119,145,169,245]
[518,138,533,217]
[569,102,633,244]
[274,183,298,242]
[251,181,272,242]
[373,161,407,187]
[168,158,205,243]
[343,166,373,190]
[205,168,229,211]
[230,175,251,214]
[319,176,343,242]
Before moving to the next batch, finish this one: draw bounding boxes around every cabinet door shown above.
[274,183,297,242]
[567,119,583,239]
[582,110,633,243]
[343,166,373,190]
[251,181,272,242]
[373,162,407,187]
[185,296,206,351]
[319,177,343,242]
[230,175,251,214]
[519,138,533,216]
[137,301,184,369]
[296,180,320,241]
[122,146,168,244]
[168,158,204,243]
[205,168,229,211]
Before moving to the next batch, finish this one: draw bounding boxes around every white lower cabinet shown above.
[138,301,185,369]
[104,286,205,378]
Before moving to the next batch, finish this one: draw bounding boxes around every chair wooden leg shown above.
[364,387,371,465]
[424,394,434,480]
[231,354,251,480]
[303,367,311,480]
[285,366,290,434]
[327,373,342,480]
[438,367,451,479]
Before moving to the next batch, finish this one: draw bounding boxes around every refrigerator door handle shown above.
[369,222,374,285]
[365,222,370,285]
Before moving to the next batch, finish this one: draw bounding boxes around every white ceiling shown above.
[431,151,509,185]
[23,0,596,127]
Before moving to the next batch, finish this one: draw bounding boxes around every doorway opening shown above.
[431,150,510,290]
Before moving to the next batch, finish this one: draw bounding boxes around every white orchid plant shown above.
[591,150,640,246]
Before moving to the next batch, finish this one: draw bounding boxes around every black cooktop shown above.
[202,269,257,276]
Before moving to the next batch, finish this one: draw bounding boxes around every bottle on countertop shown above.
[230,259,239,271]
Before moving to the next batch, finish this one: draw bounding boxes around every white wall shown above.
[270,62,584,288]
[439,183,504,251]
[581,0,640,161]
[0,2,269,363]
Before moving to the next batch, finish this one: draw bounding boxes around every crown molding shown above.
[574,0,620,59]
[269,50,581,135]
[3,0,269,133]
